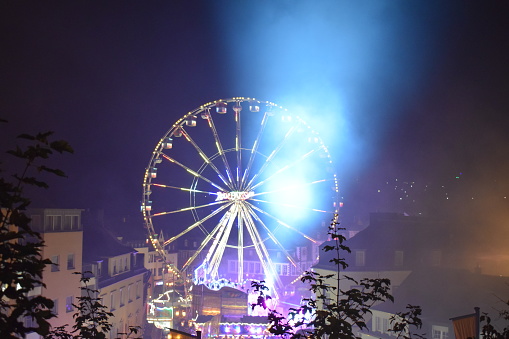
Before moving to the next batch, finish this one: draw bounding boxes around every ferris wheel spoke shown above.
[240,204,298,268]
[203,204,237,265]
[151,200,227,217]
[245,123,300,189]
[237,205,244,282]
[160,153,227,191]
[249,198,331,214]
[207,205,239,278]
[162,202,233,246]
[151,183,216,195]
[180,128,234,190]
[205,109,235,187]
[241,112,270,189]
[238,204,282,289]
[234,102,242,188]
[181,207,234,272]
[249,145,325,191]
[247,202,318,244]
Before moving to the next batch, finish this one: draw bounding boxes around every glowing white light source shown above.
[215,191,254,201]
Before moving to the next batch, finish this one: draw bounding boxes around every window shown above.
[52,299,59,315]
[67,254,75,270]
[394,251,404,267]
[48,215,62,231]
[136,281,141,299]
[300,247,308,261]
[158,267,163,276]
[65,215,80,230]
[432,325,449,339]
[375,316,382,332]
[97,261,102,276]
[51,255,60,272]
[119,288,125,307]
[72,215,79,229]
[65,296,73,313]
[110,292,115,311]
[355,250,366,266]
[282,264,288,276]
[383,318,389,333]
[128,284,133,303]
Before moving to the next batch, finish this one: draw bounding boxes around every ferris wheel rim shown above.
[141,97,340,288]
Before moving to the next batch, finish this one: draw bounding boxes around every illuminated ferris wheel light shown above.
[142,97,339,291]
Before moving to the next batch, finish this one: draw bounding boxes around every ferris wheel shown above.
[142,97,339,290]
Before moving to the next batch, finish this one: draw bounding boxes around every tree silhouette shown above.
[0,123,73,338]
[252,217,423,339]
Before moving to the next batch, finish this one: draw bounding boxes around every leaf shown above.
[50,140,74,154]
[18,176,49,188]
[35,131,54,142]
[37,166,67,177]
[7,147,24,159]
[17,133,37,140]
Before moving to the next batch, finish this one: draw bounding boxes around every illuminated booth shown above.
[195,315,268,338]
[192,284,248,320]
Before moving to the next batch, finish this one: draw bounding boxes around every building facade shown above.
[28,208,84,335]
[82,213,149,339]
[23,208,149,338]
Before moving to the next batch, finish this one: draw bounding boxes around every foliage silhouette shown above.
[389,304,425,339]
[0,125,73,338]
[480,298,509,339]
[252,217,423,339]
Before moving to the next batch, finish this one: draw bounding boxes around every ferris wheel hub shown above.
[215,191,254,202]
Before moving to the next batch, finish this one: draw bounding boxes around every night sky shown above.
[1,1,509,244]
